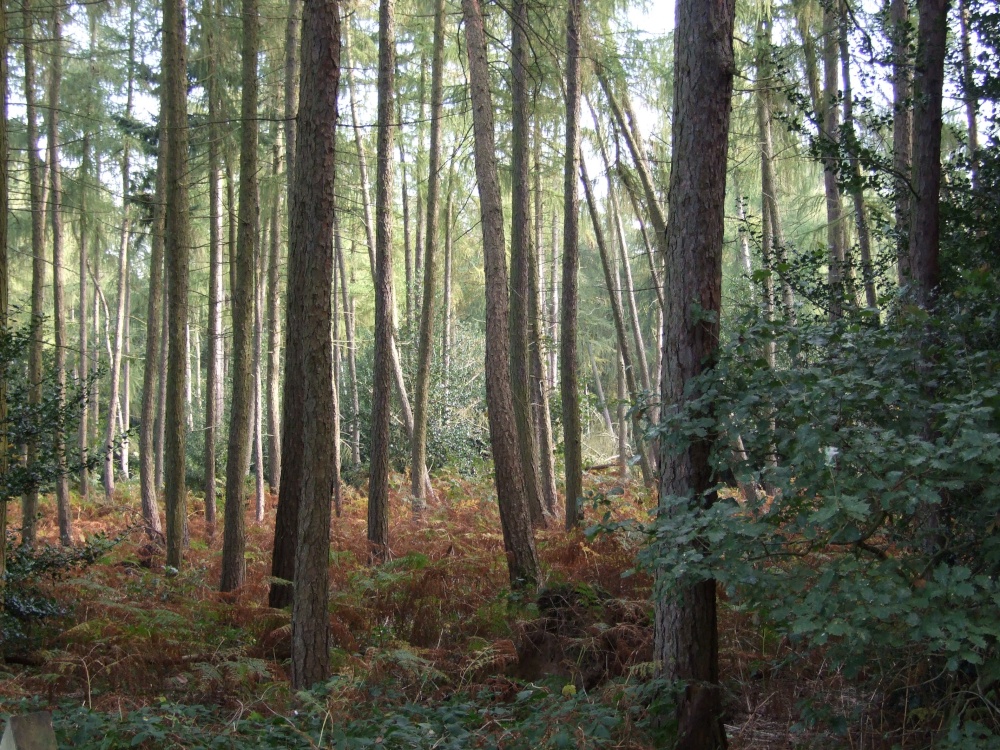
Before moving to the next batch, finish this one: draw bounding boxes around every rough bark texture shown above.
[0,0,9,576]
[655,1,736,748]
[510,0,545,525]
[462,0,539,588]
[49,4,72,546]
[369,0,397,562]
[531,121,558,515]
[907,0,949,308]
[411,0,446,506]
[105,18,135,499]
[221,0,260,591]
[266,142,283,492]
[203,0,222,532]
[561,0,583,530]
[23,0,44,546]
[139,119,167,537]
[163,0,191,569]
[285,0,339,688]
[138,117,166,537]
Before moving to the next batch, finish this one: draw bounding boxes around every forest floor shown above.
[1,471,891,748]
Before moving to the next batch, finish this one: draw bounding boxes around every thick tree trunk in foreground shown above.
[561,0,583,530]
[907,0,949,308]
[163,0,192,569]
[655,1,736,747]
[285,0,340,689]
[462,0,539,588]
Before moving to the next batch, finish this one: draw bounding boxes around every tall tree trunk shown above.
[163,0,192,569]
[400,142,413,335]
[203,0,222,532]
[369,0,398,562]
[890,0,913,286]
[958,0,978,185]
[335,218,360,470]
[907,0,949,308]
[49,3,72,545]
[139,119,166,537]
[0,0,9,578]
[509,0,545,525]
[285,0,340,689]
[561,0,583,530]
[122,265,132,478]
[755,18,796,322]
[462,0,540,588]
[266,141,283,492]
[155,277,168,489]
[839,10,878,315]
[549,211,558,392]
[254,214,266,523]
[819,5,846,319]
[345,26,418,445]
[22,0,44,547]
[221,0,260,591]
[655,2,736,747]
[105,6,136,498]
[79,133,90,501]
[441,181,453,423]
[531,120,557,516]
[411,0,446,507]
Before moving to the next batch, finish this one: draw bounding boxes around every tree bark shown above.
[819,5,847,319]
[139,118,166,538]
[561,0,583,530]
[368,0,399,563]
[203,0,222,532]
[335,218,360,470]
[285,0,340,689]
[655,1,736,747]
[462,0,540,588]
[839,10,878,315]
[105,7,136,498]
[509,0,545,526]
[163,0,192,569]
[49,3,72,546]
[266,141,283,492]
[958,0,978,185]
[907,0,949,308]
[344,29,418,452]
[22,0,44,547]
[221,0,261,591]
[890,0,913,286]
[411,0,446,508]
